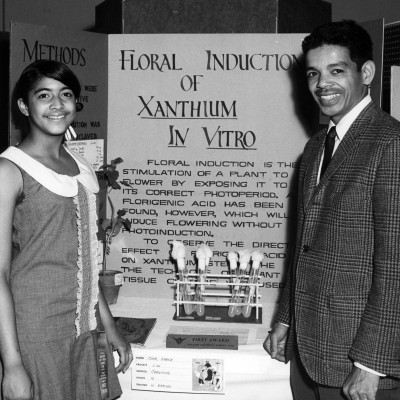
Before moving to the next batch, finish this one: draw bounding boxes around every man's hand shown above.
[343,366,380,400]
[263,323,288,362]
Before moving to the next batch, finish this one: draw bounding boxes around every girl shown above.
[0,60,132,400]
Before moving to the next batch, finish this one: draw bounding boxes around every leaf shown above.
[96,156,131,262]
[101,218,112,230]
[110,157,123,165]
[111,224,123,237]
[106,170,119,184]
[99,163,110,170]
[111,181,121,190]
[120,180,134,189]
[123,219,132,231]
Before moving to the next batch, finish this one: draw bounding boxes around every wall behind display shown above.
[328,0,400,24]
[2,0,400,34]
[95,0,331,34]
[1,0,103,32]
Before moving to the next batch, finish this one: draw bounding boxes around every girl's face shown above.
[18,77,76,138]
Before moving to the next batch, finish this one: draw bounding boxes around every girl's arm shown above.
[0,158,33,399]
[98,287,133,373]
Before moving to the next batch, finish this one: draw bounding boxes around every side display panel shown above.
[9,22,108,158]
[391,65,400,121]
[0,32,10,153]
[107,34,312,302]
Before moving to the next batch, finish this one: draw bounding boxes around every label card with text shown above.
[132,348,224,394]
[166,334,238,350]
[65,139,104,171]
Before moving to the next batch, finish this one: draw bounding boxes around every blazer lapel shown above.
[302,102,378,213]
[303,132,325,210]
[315,102,377,188]
[317,130,357,186]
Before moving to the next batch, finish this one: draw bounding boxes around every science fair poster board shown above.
[107,34,311,303]
[8,23,314,303]
[9,22,108,159]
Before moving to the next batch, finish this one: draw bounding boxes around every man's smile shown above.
[320,93,340,101]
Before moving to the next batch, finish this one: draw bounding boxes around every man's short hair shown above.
[302,20,373,70]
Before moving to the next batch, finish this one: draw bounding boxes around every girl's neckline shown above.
[0,145,99,196]
[14,144,81,178]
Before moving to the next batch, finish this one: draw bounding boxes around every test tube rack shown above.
[173,273,262,323]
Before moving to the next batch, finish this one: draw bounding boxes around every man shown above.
[264,20,400,400]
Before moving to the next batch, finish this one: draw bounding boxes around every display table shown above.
[110,296,292,400]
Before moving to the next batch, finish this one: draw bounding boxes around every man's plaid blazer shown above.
[275,101,400,390]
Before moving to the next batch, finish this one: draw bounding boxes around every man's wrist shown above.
[269,322,289,334]
[354,362,386,377]
[278,322,289,327]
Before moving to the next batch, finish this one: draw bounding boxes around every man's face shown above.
[306,45,371,124]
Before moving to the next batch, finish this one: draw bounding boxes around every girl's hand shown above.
[2,363,33,400]
[97,287,133,373]
[106,326,133,374]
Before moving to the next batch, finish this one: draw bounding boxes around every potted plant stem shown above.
[97,157,132,305]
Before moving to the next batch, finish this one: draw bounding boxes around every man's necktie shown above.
[320,126,337,179]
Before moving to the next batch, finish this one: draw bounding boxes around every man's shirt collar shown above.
[328,95,372,140]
